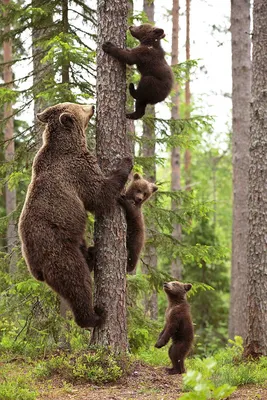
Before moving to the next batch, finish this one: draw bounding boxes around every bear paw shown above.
[120,156,133,174]
[102,41,116,53]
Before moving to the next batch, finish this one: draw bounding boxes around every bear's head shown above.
[163,281,192,304]
[37,102,94,131]
[129,23,165,45]
[126,173,158,207]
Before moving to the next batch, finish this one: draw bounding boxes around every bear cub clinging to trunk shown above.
[155,281,194,374]
[102,23,174,120]
[118,173,158,272]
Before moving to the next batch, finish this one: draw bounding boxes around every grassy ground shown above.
[1,355,267,400]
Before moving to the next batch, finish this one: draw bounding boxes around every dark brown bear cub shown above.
[102,23,174,120]
[18,102,132,329]
[155,281,194,374]
[118,173,158,272]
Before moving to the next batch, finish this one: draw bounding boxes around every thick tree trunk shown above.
[32,0,53,149]
[171,0,182,279]
[3,0,17,274]
[244,0,267,358]
[141,0,158,320]
[91,0,129,351]
[229,0,251,340]
[184,0,191,191]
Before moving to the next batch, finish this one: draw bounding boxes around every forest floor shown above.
[34,363,267,400]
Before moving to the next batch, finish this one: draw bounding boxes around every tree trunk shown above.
[244,0,267,358]
[229,0,251,340]
[141,0,158,320]
[184,0,191,191]
[32,0,53,149]
[3,0,17,274]
[62,0,70,85]
[91,0,129,351]
[171,0,182,279]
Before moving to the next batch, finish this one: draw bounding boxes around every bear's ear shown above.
[37,107,53,124]
[151,183,158,193]
[154,28,165,38]
[133,173,142,180]
[59,112,75,129]
[184,283,192,292]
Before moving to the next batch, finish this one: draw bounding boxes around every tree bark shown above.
[171,0,182,279]
[184,0,191,191]
[91,0,129,351]
[141,0,158,320]
[3,0,17,274]
[244,0,267,358]
[32,0,53,149]
[229,0,251,340]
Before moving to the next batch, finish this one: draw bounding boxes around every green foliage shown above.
[0,364,37,400]
[34,348,129,384]
[187,337,267,389]
[181,358,236,400]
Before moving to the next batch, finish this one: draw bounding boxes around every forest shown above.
[0,0,267,399]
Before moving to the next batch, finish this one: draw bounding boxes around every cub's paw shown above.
[120,156,133,173]
[102,41,116,53]
[118,194,126,206]
[155,341,164,349]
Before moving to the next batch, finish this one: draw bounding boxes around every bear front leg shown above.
[155,326,171,348]
[102,42,138,65]
[97,157,133,214]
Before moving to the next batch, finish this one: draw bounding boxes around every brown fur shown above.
[18,102,132,329]
[155,281,194,374]
[102,23,174,120]
[118,173,158,272]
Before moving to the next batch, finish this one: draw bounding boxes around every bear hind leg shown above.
[129,83,138,99]
[168,342,187,374]
[126,100,147,120]
[44,247,103,328]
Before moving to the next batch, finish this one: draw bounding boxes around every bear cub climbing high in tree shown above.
[103,23,174,120]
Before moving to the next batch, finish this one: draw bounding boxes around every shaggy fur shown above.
[155,281,194,374]
[102,23,174,120]
[118,173,158,272]
[18,102,132,329]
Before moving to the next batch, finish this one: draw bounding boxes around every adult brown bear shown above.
[18,102,132,328]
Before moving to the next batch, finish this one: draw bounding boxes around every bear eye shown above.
[137,189,142,194]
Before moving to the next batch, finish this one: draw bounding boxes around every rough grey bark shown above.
[184,0,191,190]
[32,0,53,149]
[229,0,251,340]
[3,0,17,274]
[171,0,182,279]
[142,0,158,320]
[244,0,267,358]
[91,0,129,351]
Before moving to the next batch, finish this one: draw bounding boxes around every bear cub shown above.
[155,281,194,374]
[118,173,158,272]
[18,102,132,329]
[103,23,174,120]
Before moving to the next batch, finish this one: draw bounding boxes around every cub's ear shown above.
[133,173,142,180]
[59,112,75,129]
[184,283,192,292]
[154,28,164,38]
[36,106,53,124]
[151,183,158,193]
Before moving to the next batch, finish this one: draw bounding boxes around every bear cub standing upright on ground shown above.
[18,102,132,329]
[102,23,174,120]
[155,281,194,374]
[118,173,158,272]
